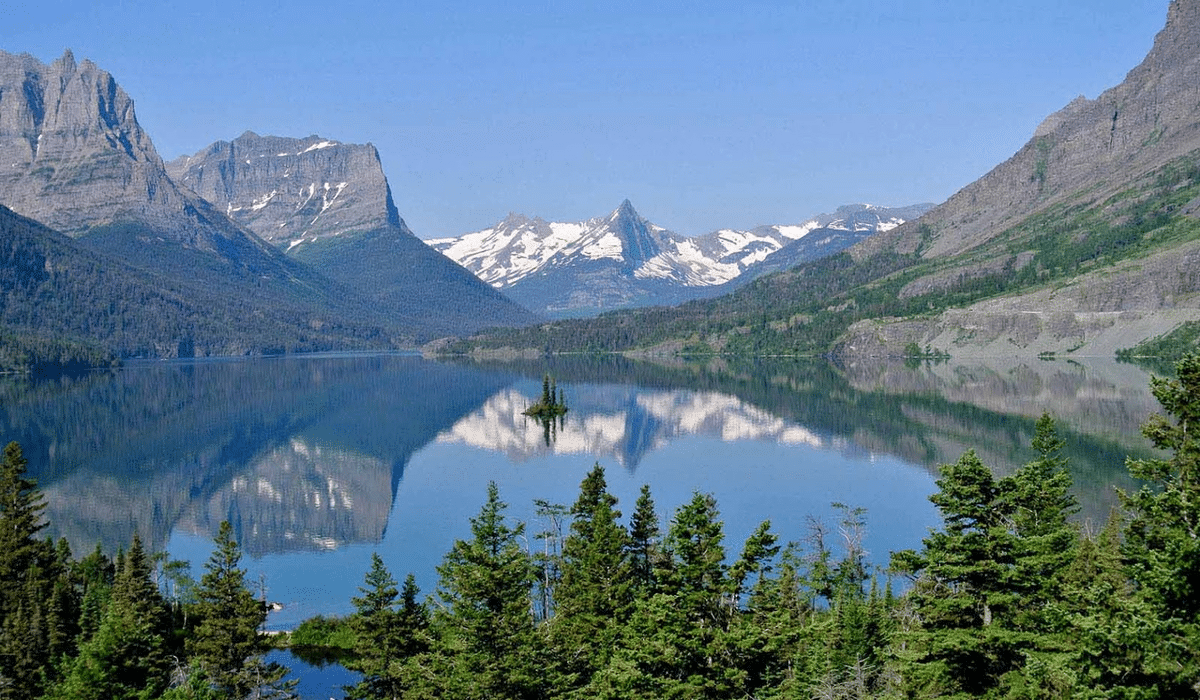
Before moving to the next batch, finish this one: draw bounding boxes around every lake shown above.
[0,352,1163,697]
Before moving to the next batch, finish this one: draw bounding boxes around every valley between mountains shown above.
[3,0,1200,369]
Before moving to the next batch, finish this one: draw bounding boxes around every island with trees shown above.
[2,354,1199,698]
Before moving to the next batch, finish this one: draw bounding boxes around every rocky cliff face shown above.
[838,0,1200,357]
[859,0,1200,262]
[166,132,403,251]
[166,130,540,336]
[0,51,538,346]
[0,49,308,278]
[0,50,171,234]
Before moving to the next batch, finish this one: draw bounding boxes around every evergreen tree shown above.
[1113,352,1200,694]
[187,521,293,699]
[347,554,427,700]
[626,484,661,592]
[890,450,1022,697]
[0,442,48,607]
[552,464,633,693]
[1000,414,1079,614]
[0,441,55,700]
[74,543,115,645]
[426,482,541,699]
[51,534,172,700]
[603,492,733,698]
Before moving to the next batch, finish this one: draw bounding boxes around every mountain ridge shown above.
[431,200,929,318]
[0,52,538,353]
[444,0,1200,359]
[168,129,540,337]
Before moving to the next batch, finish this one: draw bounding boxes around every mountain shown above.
[165,131,401,252]
[832,0,1200,357]
[0,49,404,353]
[0,50,535,352]
[738,203,932,278]
[430,200,927,318]
[0,50,311,283]
[0,203,389,357]
[448,0,1200,360]
[168,131,539,337]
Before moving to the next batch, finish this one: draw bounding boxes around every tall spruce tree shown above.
[51,534,172,700]
[890,450,1022,697]
[1114,352,1200,694]
[627,484,661,592]
[187,521,293,699]
[347,554,428,700]
[552,464,633,693]
[604,492,733,698]
[0,441,55,700]
[428,482,541,699]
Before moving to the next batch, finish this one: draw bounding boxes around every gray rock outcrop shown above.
[0,49,298,271]
[166,132,402,251]
[838,0,1200,357]
[858,0,1200,262]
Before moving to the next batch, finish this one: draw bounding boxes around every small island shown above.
[524,374,568,419]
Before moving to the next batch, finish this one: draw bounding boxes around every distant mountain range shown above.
[430,200,930,317]
[0,50,536,359]
[448,0,1200,360]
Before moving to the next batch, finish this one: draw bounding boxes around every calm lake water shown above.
[0,352,1163,697]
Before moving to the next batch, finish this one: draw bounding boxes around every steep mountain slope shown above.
[447,0,1200,359]
[431,200,925,318]
[0,49,401,352]
[168,131,539,336]
[0,50,300,280]
[166,131,400,252]
[0,204,386,357]
[0,51,535,349]
[834,0,1200,357]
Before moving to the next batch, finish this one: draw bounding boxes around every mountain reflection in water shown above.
[0,353,1161,594]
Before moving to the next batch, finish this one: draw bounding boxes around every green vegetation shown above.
[523,374,568,419]
[0,208,394,360]
[274,353,1198,699]
[446,152,1200,359]
[0,444,295,699]
[1118,320,1200,371]
[0,329,118,375]
[5,354,1200,697]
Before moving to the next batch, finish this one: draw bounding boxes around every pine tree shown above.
[428,482,541,699]
[187,521,293,699]
[890,450,1022,697]
[1000,414,1079,615]
[0,441,55,700]
[1112,352,1200,694]
[51,534,172,700]
[0,442,48,608]
[626,484,661,592]
[605,492,733,698]
[347,553,425,700]
[552,464,633,692]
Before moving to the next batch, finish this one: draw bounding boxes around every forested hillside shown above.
[4,354,1198,698]
[444,0,1200,360]
[0,205,391,363]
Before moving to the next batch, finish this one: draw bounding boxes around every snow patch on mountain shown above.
[432,202,928,293]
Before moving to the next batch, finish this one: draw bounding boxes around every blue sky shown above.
[8,0,1169,238]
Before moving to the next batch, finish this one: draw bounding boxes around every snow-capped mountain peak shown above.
[429,201,932,317]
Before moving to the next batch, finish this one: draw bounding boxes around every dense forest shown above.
[2,355,1199,698]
